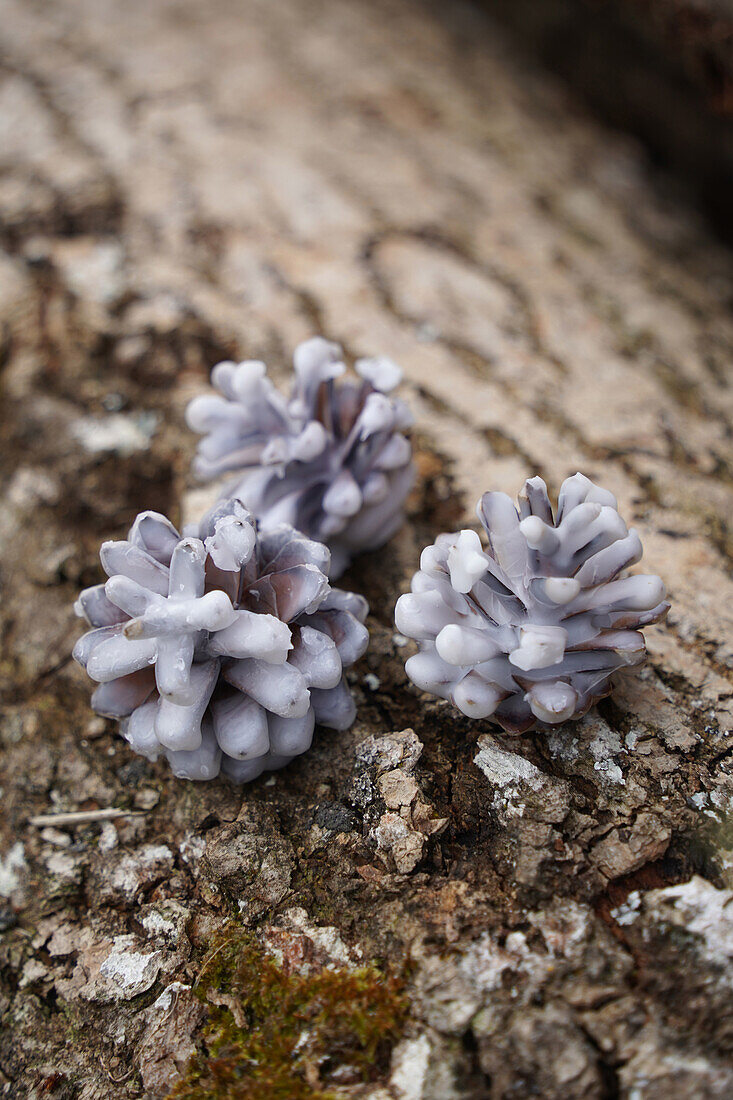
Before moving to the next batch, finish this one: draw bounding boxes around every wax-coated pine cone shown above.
[73,500,369,781]
[185,337,414,578]
[395,474,669,733]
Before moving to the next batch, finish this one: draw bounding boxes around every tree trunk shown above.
[1,0,732,1096]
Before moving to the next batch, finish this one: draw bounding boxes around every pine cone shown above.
[185,337,414,577]
[73,500,369,781]
[395,474,669,733]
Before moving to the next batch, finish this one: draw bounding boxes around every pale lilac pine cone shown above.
[185,337,415,578]
[395,474,669,733]
[73,500,369,782]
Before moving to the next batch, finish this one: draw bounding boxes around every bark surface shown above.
[1,0,732,1097]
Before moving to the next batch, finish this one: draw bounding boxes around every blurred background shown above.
[492,0,733,242]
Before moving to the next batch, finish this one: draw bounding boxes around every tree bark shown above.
[1,0,732,1096]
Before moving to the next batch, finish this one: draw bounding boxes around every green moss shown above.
[170,926,409,1100]
[290,866,339,926]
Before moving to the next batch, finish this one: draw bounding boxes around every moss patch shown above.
[170,926,409,1099]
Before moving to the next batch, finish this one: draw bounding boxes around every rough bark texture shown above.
[1,0,733,1097]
